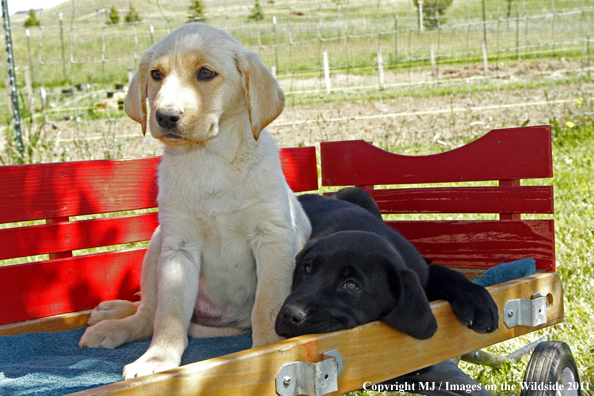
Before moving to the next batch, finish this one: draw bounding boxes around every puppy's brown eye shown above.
[342,281,359,291]
[151,70,163,81]
[197,67,217,81]
[304,264,312,274]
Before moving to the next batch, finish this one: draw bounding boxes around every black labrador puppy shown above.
[275,187,498,340]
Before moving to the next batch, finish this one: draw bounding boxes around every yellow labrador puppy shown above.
[79,23,311,379]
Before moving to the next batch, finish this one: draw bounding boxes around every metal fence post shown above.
[516,5,520,60]
[481,0,488,48]
[273,16,279,74]
[25,29,36,88]
[59,12,67,82]
[586,36,590,78]
[417,0,424,32]
[394,14,399,63]
[2,0,24,161]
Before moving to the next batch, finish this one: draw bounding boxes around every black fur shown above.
[275,187,498,339]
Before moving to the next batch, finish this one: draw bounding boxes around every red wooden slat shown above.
[47,217,73,259]
[279,146,318,192]
[387,220,555,271]
[0,147,317,224]
[369,186,553,214]
[0,213,158,260]
[0,157,161,224]
[0,249,144,325]
[499,179,523,220]
[321,126,552,186]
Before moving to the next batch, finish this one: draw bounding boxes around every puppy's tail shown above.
[330,187,382,221]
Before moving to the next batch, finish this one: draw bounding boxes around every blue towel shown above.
[472,258,536,287]
[0,328,251,396]
[0,259,536,396]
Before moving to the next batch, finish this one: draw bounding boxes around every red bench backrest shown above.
[321,126,554,272]
[0,147,317,326]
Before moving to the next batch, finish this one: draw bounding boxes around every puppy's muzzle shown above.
[156,107,182,130]
[280,305,306,325]
[276,304,308,337]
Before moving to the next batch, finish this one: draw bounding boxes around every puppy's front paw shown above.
[88,300,139,326]
[123,351,180,380]
[450,284,499,334]
[79,320,133,349]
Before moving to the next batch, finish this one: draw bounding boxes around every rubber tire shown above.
[521,341,581,396]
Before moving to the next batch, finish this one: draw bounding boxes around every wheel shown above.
[521,341,582,396]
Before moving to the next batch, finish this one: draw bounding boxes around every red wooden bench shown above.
[321,125,555,271]
[0,126,567,395]
[0,147,318,327]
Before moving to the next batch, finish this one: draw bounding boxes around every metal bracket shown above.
[504,293,547,328]
[276,349,343,396]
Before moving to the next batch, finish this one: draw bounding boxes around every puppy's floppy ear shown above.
[124,49,153,136]
[381,268,438,340]
[236,50,285,141]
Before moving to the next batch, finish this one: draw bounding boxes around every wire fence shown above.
[1,0,593,163]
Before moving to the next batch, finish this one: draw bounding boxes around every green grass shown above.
[454,122,594,395]
[3,0,592,89]
[1,0,591,139]
[346,115,594,396]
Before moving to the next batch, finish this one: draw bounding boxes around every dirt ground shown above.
[276,58,590,96]
[270,84,591,151]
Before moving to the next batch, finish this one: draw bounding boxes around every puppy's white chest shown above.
[161,178,252,221]
[192,214,257,327]
[158,148,254,217]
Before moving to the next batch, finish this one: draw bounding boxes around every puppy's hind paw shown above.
[79,320,133,349]
[88,300,140,326]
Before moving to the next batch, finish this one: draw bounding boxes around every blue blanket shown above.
[0,328,251,396]
[471,258,536,287]
[0,259,536,396]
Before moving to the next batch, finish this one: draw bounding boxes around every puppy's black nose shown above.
[155,107,182,129]
[281,305,307,325]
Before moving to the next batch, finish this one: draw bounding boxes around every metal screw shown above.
[283,376,292,387]
[508,311,514,317]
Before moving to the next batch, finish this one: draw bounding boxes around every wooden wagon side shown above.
[0,126,563,396]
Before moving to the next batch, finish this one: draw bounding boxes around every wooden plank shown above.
[0,249,145,326]
[0,213,158,260]
[47,216,74,259]
[280,146,318,192]
[0,147,316,224]
[387,220,555,271]
[369,186,553,214]
[0,158,161,224]
[499,179,523,220]
[321,126,552,187]
[68,272,563,396]
[0,310,91,336]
